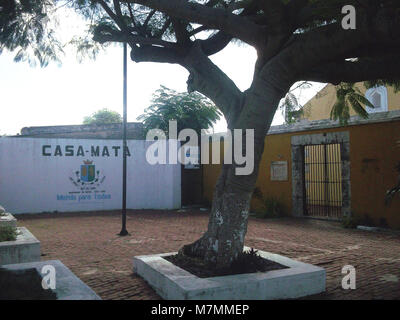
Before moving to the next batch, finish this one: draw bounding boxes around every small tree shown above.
[279,92,306,125]
[83,108,122,125]
[137,86,221,135]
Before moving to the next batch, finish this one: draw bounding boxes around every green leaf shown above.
[353,92,375,109]
[348,94,368,119]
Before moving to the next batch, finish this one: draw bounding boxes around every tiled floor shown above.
[17,210,400,299]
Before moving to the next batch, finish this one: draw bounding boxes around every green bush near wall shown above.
[341,213,389,229]
[252,188,287,219]
[341,214,360,229]
[0,226,18,242]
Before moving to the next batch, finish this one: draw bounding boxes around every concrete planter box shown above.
[1,260,101,300]
[133,247,326,300]
[0,212,17,228]
[0,227,40,265]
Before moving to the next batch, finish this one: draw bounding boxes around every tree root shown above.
[179,234,208,259]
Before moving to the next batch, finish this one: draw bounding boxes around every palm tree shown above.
[330,83,376,125]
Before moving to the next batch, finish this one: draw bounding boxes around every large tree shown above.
[2,0,400,270]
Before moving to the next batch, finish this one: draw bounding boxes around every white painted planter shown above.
[133,247,326,300]
[1,260,101,300]
[0,227,41,265]
[0,212,17,228]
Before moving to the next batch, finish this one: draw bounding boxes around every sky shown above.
[0,9,325,136]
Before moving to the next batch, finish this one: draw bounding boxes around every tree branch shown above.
[130,45,183,64]
[171,18,191,45]
[302,56,400,84]
[122,0,264,45]
[93,25,176,48]
[188,25,209,37]
[183,41,243,123]
[257,0,286,29]
[127,3,138,28]
[281,6,400,79]
[200,31,233,56]
[96,0,119,25]
[155,18,171,38]
[143,9,156,28]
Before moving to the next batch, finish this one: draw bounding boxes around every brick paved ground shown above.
[17,210,400,300]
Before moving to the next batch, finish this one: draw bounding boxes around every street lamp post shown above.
[119,42,129,236]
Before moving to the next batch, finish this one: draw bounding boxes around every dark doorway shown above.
[181,165,203,206]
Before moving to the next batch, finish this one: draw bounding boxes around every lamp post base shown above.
[118,229,129,236]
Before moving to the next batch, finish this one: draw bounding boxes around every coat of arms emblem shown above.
[81,160,96,182]
[69,160,105,189]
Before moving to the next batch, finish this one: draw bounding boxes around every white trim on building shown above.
[365,86,388,113]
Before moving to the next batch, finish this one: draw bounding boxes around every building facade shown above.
[203,85,400,229]
[302,83,400,121]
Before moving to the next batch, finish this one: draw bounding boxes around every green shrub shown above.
[341,213,378,229]
[363,214,374,226]
[341,214,359,228]
[252,187,264,201]
[379,218,388,228]
[201,197,212,209]
[0,226,18,242]
[256,196,286,219]
[358,214,376,227]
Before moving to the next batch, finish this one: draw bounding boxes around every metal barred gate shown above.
[303,143,343,219]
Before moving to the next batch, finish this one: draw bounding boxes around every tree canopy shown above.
[0,0,63,66]
[138,85,221,136]
[83,108,122,124]
[2,0,400,122]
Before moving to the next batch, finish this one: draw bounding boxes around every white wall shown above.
[0,137,181,214]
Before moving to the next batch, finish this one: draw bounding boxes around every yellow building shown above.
[202,84,400,229]
[302,83,400,121]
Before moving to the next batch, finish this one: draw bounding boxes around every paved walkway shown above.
[17,210,400,299]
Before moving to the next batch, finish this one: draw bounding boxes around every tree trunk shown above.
[181,77,288,269]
